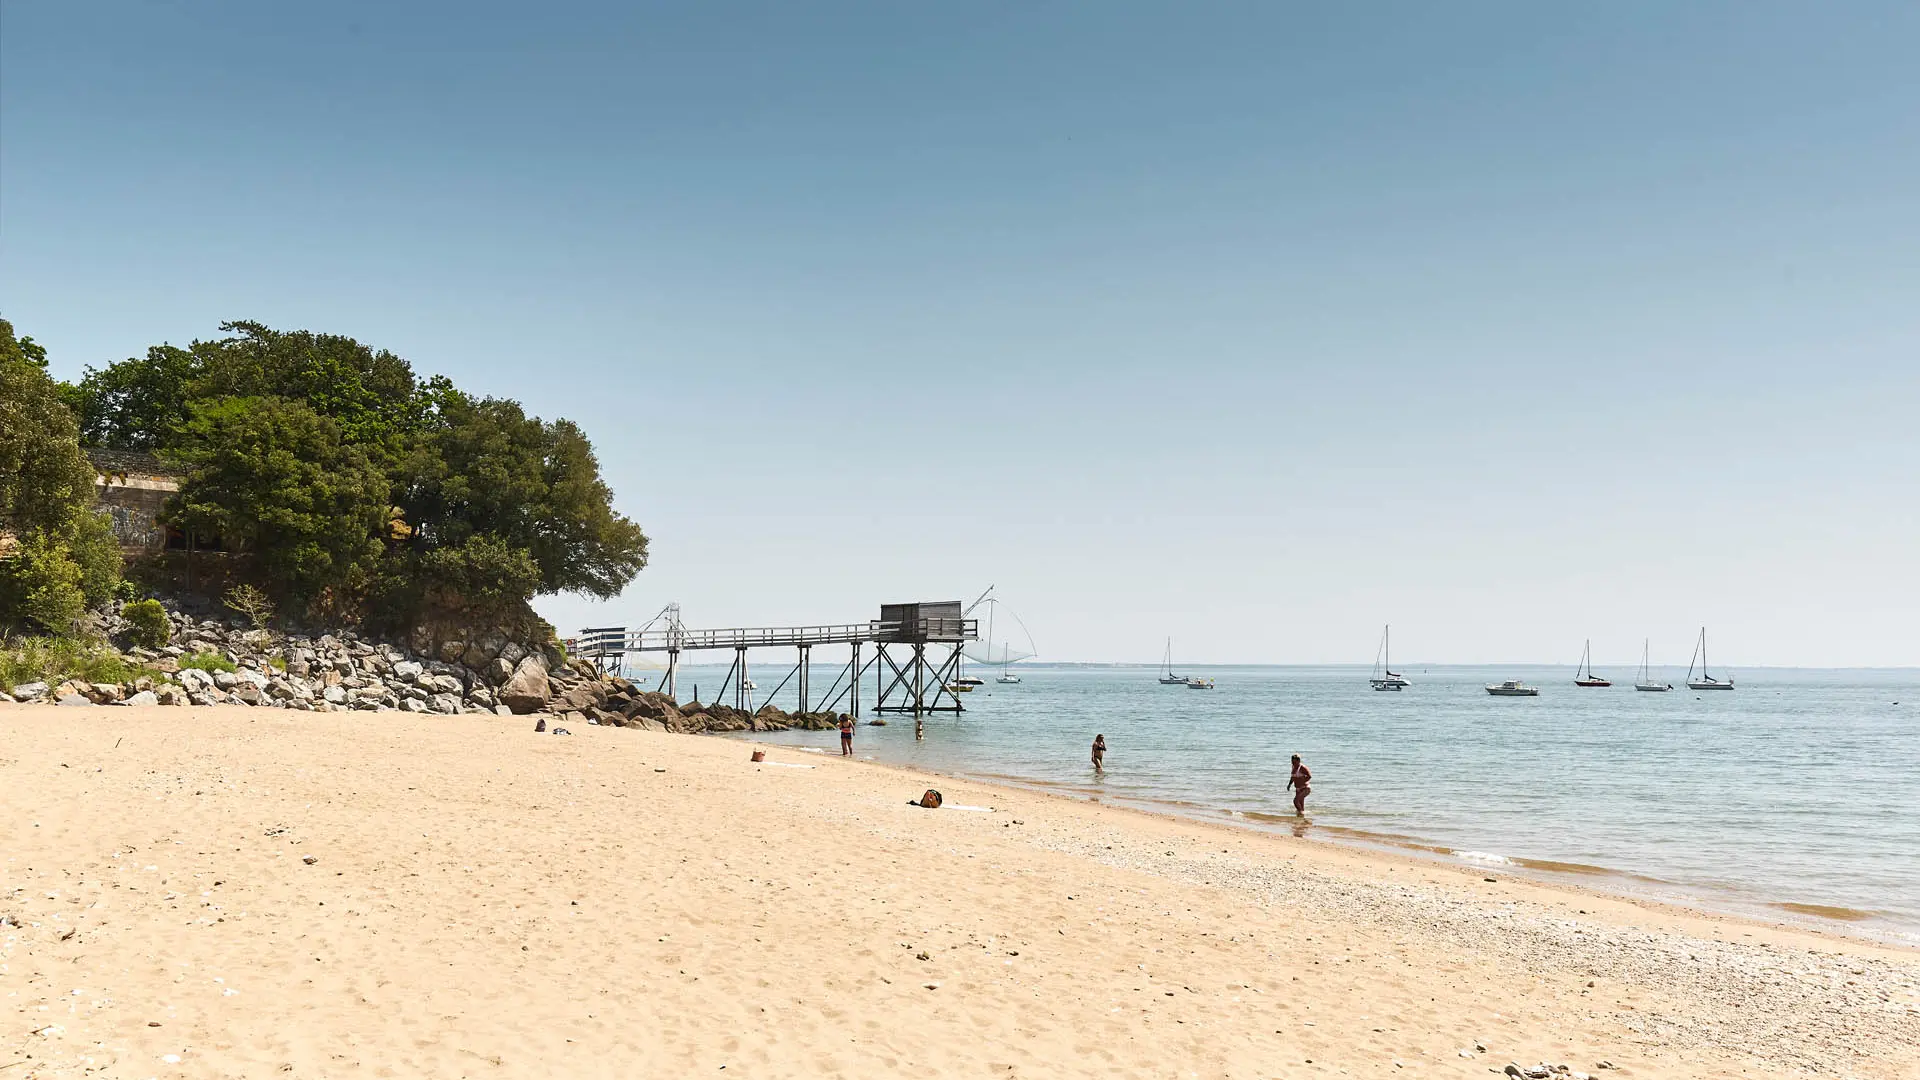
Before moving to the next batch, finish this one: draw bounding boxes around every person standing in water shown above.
[839,715,855,756]
[1288,754,1312,815]
[1090,734,1107,772]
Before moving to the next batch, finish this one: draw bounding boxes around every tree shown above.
[0,319,122,633]
[1,320,96,537]
[396,394,648,602]
[0,317,49,369]
[165,396,390,612]
[69,344,206,449]
[193,321,421,456]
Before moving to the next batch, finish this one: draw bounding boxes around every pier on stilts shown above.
[576,602,978,729]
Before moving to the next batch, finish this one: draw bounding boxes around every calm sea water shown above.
[649,660,1920,939]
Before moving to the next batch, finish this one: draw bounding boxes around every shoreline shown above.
[7,703,1918,1078]
[737,731,1920,951]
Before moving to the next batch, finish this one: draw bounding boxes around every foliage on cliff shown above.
[60,319,648,628]
[0,319,123,633]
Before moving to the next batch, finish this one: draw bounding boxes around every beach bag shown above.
[916,789,944,809]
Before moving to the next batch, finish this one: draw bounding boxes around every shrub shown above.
[0,533,87,635]
[121,599,171,649]
[177,651,237,674]
[1,635,156,691]
[223,584,275,630]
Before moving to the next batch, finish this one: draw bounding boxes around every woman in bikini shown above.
[839,715,855,756]
[1090,734,1107,772]
[1288,754,1311,815]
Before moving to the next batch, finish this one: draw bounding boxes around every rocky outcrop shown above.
[497,654,552,714]
[3,601,867,739]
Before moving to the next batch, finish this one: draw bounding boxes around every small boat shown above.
[1158,638,1187,685]
[952,675,985,687]
[996,672,1022,684]
[944,681,975,694]
[1486,679,1539,697]
[1634,639,1672,692]
[741,679,757,692]
[1685,627,1734,690]
[1574,640,1611,687]
[1370,625,1409,690]
[1186,676,1214,690]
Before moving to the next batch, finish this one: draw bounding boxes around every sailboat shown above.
[1158,639,1187,685]
[1685,627,1734,690]
[1634,639,1672,692]
[1370,625,1409,690]
[1574,640,1611,687]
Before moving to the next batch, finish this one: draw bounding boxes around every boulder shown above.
[176,668,215,694]
[557,681,606,712]
[154,685,188,706]
[392,660,424,682]
[85,683,123,704]
[492,704,515,717]
[323,685,348,705]
[58,693,90,707]
[486,657,514,685]
[428,693,461,715]
[400,698,428,713]
[9,681,48,702]
[122,690,160,707]
[466,686,496,708]
[213,670,240,690]
[498,653,551,714]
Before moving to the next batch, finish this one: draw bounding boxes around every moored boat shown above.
[1574,639,1611,687]
[1486,679,1539,697]
[1634,639,1672,692]
[1158,638,1187,685]
[1685,627,1734,690]
[1185,676,1214,690]
[1370,625,1410,690]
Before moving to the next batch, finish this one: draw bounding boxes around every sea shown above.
[646,660,1920,942]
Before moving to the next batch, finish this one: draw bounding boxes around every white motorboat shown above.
[1370,625,1410,690]
[1634,639,1672,692]
[952,675,985,687]
[1685,627,1734,690]
[1486,680,1540,697]
[1186,676,1215,690]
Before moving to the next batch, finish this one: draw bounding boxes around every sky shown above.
[3,2,1916,667]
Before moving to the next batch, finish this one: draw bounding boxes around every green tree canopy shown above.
[193,321,421,453]
[1,318,122,633]
[70,344,207,450]
[165,396,390,611]
[1,320,97,537]
[396,393,649,600]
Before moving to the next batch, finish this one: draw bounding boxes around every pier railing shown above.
[581,618,976,656]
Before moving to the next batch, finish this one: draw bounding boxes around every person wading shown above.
[1288,754,1312,815]
[1090,733,1107,772]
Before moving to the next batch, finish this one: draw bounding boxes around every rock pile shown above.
[1,603,860,737]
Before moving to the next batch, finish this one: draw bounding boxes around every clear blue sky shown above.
[4,3,1916,666]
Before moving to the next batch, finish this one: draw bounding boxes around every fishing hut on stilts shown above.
[578,601,978,738]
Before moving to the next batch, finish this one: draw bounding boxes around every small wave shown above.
[1454,850,1516,866]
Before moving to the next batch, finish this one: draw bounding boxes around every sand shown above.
[3,704,1916,1079]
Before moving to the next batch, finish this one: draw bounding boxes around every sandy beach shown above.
[3,704,1916,1079]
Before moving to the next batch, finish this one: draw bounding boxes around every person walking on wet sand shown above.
[1288,754,1311,815]
[1091,733,1107,772]
[839,715,855,756]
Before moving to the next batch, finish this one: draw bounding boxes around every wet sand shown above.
[3,704,1916,1078]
